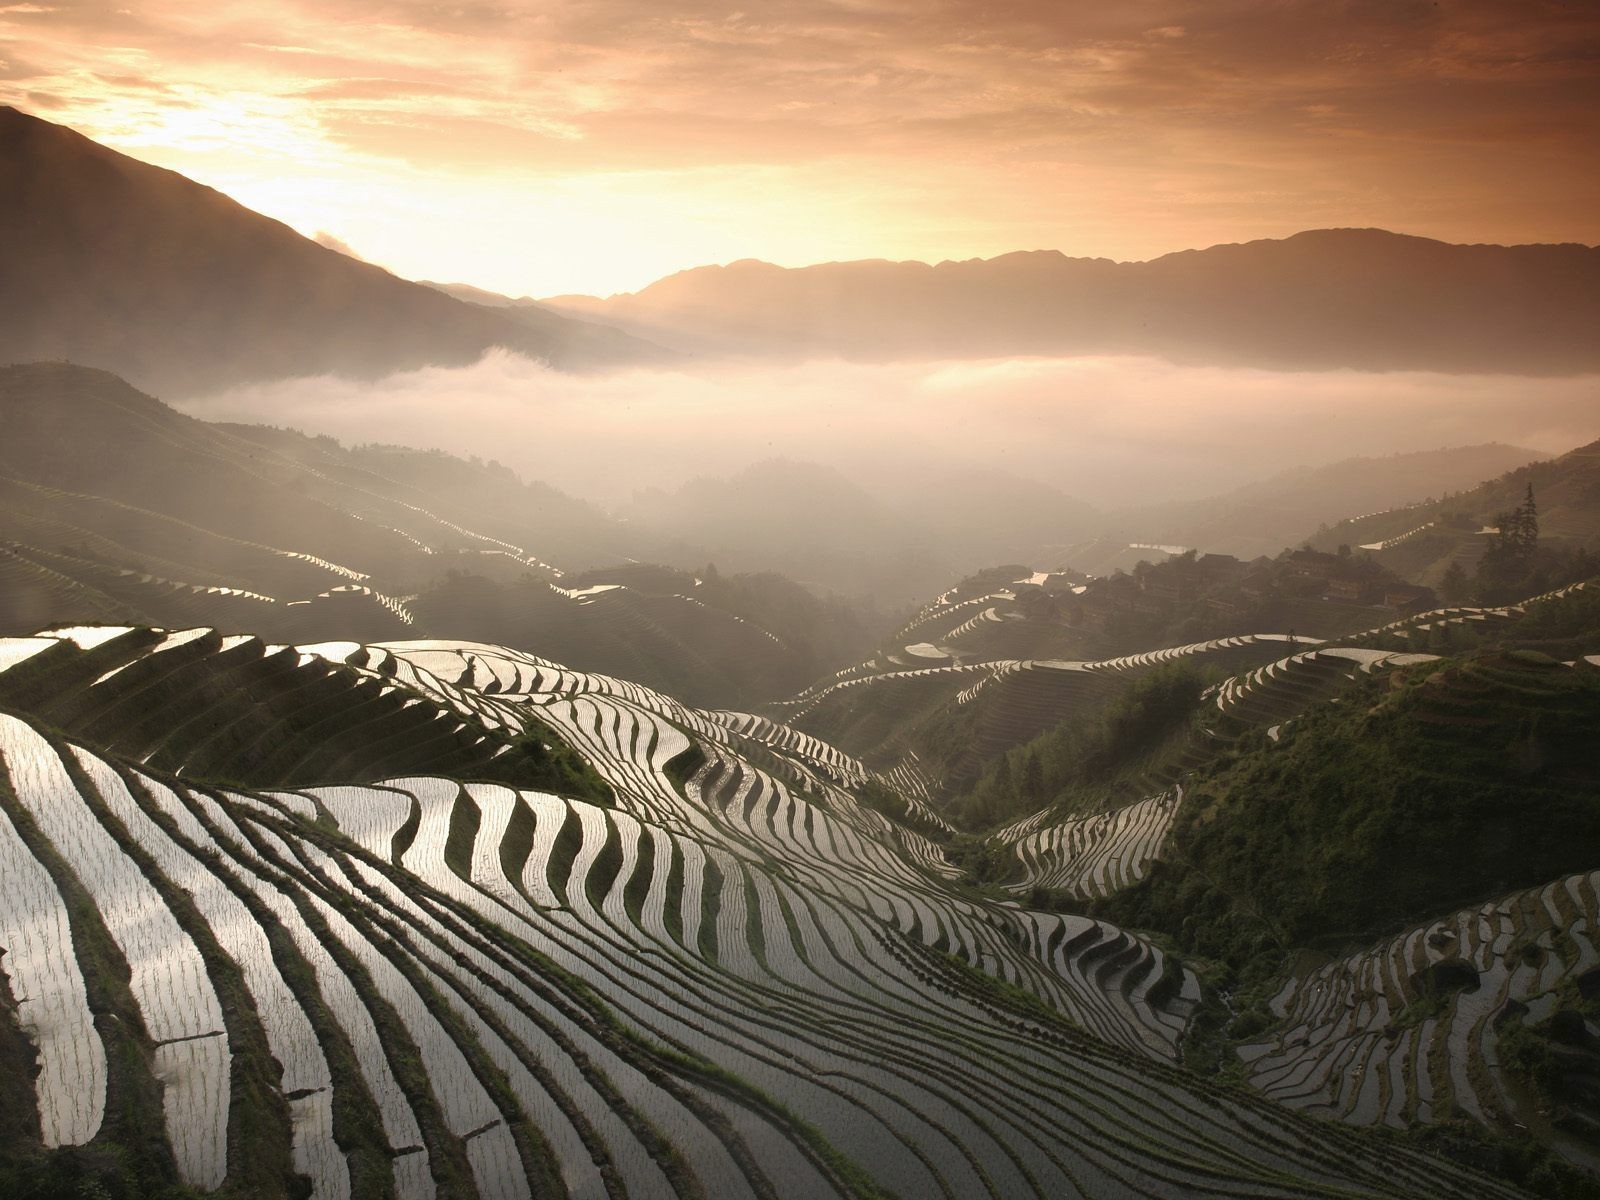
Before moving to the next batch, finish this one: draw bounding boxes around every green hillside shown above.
[1102,651,1600,964]
[1311,438,1600,595]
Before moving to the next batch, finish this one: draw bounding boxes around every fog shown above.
[186,350,1600,510]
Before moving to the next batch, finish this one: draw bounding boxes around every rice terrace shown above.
[3,3,1600,1198]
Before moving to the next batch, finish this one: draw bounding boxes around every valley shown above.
[3,348,1598,1198]
[2,64,1599,1200]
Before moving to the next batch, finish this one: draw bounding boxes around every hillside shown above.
[0,624,1534,1200]
[0,108,664,396]
[0,363,869,706]
[1103,651,1600,958]
[546,230,1600,373]
[770,545,1460,798]
[1109,444,1549,564]
[1071,637,1600,1181]
[1311,437,1600,593]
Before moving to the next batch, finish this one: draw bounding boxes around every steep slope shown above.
[1312,436,1600,588]
[0,364,841,705]
[1109,649,1600,956]
[0,625,1525,1199]
[0,107,662,396]
[546,230,1600,373]
[1117,444,1549,563]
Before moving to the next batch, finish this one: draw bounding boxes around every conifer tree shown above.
[1478,485,1540,598]
[1021,752,1044,800]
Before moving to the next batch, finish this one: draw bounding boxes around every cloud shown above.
[178,350,1600,510]
[0,0,1594,297]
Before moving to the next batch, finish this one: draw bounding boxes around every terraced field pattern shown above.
[0,624,1540,1198]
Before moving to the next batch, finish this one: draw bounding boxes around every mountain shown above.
[419,279,665,365]
[0,363,873,705]
[0,107,664,396]
[1106,443,1550,564]
[545,230,1600,373]
[0,625,1537,1200]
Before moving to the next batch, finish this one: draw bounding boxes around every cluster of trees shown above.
[1098,652,1600,977]
[694,566,892,681]
[953,664,1207,828]
[1477,484,1543,599]
[488,719,614,804]
[1437,486,1597,606]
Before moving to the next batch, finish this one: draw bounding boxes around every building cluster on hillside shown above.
[1279,548,1437,610]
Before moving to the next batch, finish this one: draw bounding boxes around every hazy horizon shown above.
[182,348,1598,511]
[458,225,1600,305]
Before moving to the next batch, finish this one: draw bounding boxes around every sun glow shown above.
[3,1,1596,296]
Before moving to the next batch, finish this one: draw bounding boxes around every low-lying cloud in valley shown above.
[187,351,1600,510]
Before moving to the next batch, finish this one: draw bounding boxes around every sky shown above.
[3,1,1597,297]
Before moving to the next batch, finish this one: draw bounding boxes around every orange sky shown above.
[3,1,1597,296]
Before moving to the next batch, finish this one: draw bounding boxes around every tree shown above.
[1478,485,1540,598]
[1516,482,1540,547]
[994,754,1014,793]
[1439,560,1470,604]
[1020,752,1044,801]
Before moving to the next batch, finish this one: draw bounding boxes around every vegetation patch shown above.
[954,663,1210,829]
[1099,653,1600,975]
[479,712,612,804]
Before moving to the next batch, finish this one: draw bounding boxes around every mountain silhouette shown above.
[547,230,1600,373]
[0,107,664,395]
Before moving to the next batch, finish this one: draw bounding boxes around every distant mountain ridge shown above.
[545,230,1600,373]
[0,107,665,396]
